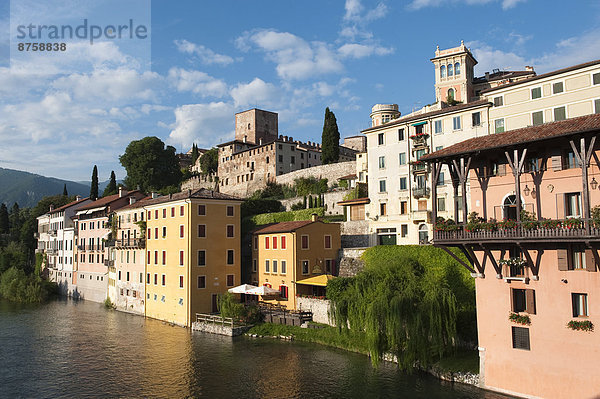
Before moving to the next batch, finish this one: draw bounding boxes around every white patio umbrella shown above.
[228,284,258,294]
[246,285,280,296]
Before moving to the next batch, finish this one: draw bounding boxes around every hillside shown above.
[0,167,90,207]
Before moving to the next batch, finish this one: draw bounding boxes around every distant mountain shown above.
[0,167,90,208]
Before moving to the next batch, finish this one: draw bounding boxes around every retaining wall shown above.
[295,296,333,326]
[275,161,356,187]
[191,321,250,337]
[280,190,350,215]
[338,248,367,277]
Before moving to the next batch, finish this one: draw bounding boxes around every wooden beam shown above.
[519,245,538,280]
[464,245,484,274]
[435,245,476,274]
[481,245,502,278]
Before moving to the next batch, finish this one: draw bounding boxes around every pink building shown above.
[424,113,600,399]
[73,189,145,303]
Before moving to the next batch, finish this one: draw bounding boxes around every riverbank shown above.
[246,322,480,386]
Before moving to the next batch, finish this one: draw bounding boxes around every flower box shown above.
[567,320,594,331]
[509,312,531,325]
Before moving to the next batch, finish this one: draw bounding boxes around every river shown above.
[0,299,513,398]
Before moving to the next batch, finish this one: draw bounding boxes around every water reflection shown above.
[0,299,513,399]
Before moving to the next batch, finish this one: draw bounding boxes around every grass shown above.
[433,349,479,374]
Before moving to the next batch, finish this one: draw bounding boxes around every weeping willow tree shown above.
[328,245,474,369]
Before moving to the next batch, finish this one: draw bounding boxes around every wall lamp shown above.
[523,185,530,196]
[591,177,598,190]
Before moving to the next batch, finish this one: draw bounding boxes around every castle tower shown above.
[235,109,278,145]
[370,104,401,127]
[430,41,478,104]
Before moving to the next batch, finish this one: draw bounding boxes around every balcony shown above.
[104,259,114,267]
[410,161,429,174]
[46,248,57,255]
[412,186,430,198]
[412,210,432,223]
[77,244,86,251]
[114,238,145,248]
[48,229,57,236]
[434,218,600,244]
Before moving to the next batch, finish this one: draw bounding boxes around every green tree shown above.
[0,203,8,234]
[119,136,183,192]
[191,144,200,165]
[321,107,340,164]
[199,147,218,175]
[103,171,118,197]
[90,165,99,200]
[62,184,68,196]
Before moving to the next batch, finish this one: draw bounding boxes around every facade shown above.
[144,189,242,327]
[252,217,341,310]
[424,114,600,399]
[44,196,91,296]
[363,42,600,247]
[107,198,148,314]
[73,189,145,303]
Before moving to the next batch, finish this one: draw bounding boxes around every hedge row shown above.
[250,207,325,225]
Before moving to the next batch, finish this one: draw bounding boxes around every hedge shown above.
[250,207,325,225]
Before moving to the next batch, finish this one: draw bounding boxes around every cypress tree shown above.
[191,144,200,165]
[321,107,340,165]
[62,184,68,196]
[90,165,99,200]
[309,195,313,208]
[303,196,307,209]
[103,171,118,197]
[0,203,8,234]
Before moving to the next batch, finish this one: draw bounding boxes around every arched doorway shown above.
[503,194,521,220]
[418,224,429,245]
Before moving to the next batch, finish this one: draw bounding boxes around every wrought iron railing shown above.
[413,186,430,198]
[114,238,145,248]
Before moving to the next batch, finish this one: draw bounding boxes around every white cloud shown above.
[501,0,526,9]
[174,39,235,66]
[230,78,281,108]
[167,67,228,97]
[340,0,388,40]
[168,102,234,149]
[407,0,526,10]
[338,43,394,58]
[468,41,527,75]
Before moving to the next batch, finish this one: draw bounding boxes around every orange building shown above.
[424,113,600,399]
[252,215,341,310]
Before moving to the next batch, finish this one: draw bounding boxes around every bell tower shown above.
[431,41,478,104]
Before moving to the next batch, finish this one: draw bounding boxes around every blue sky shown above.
[1,0,599,182]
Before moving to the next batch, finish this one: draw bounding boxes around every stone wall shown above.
[275,161,356,187]
[280,189,350,215]
[181,175,218,192]
[338,248,367,277]
[191,321,250,337]
[340,220,370,248]
[296,296,334,326]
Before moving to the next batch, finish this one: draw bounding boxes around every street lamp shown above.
[591,177,598,190]
[523,185,531,196]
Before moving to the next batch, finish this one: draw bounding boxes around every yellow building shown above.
[144,189,242,327]
[252,215,341,310]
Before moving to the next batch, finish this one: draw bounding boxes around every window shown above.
[512,288,536,314]
[452,116,461,130]
[154,227,158,239]
[572,293,589,317]
[179,251,184,266]
[197,275,206,289]
[281,236,286,249]
[272,260,278,273]
[437,197,446,212]
[197,250,206,266]
[512,326,530,350]
[563,151,579,169]
[532,111,544,126]
[380,202,387,216]
[147,228,151,239]
[454,62,460,75]
[198,224,206,238]
[126,272,130,282]
[401,224,408,237]
[495,118,505,133]
[147,211,151,220]
[571,247,586,270]
[554,106,566,121]
[399,177,407,191]
[227,225,234,238]
[531,87,541,99]
[493,96,503,107]
[226,275,234,287]
[378,133,384,145]
[595,99,600,114]
[180,206,184,216]
[279,285,288,299]
[180,225,184,238]
[400,201,407,214]
[281,260,287,274]
[155,210,159,219]
[440,65,446,78]
[162,226,167,238]
[179,275,184,288]
[594,72,600,85]
[154,251,158,264]
[171,207,175,217]
[434,120,442,134]
[278,155,283,163]
[265,260,270,273]
[379,180,387,193]
[302,260,309,274]
[378,156,385,169]
[398,128,405,141]
[447,63,453,76]
[301,235,309,249]
[118,271,121,281]
[553,81,564,94]
[198,205,206,216]
[437,172,445,185]
[227,250,234,265]
[162,251,166,265]
[324,235,332,249]
[252,259,257,272]
[265,236,270,249]
[399,152,406,165]
[565,193,582,217]
[472,112,481,126]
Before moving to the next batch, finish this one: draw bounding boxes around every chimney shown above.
[259,138,263,145]
[118,187,124,197]
[311,213,318,222]
[129,197,136,205]
[485,71,490,80]
[49,204,54,212]
[75,195,81,201]
[151,192,159,199]
[525,65,534,72]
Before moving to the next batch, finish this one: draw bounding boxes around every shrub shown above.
[250,208,325,225]
[290,201,305,211]
[0,267,50,303]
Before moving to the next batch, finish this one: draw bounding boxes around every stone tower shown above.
[234,109,278,145]
[370,104,401,127]
[430,41,478,104]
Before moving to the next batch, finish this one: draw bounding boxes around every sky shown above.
[0,0,599,182]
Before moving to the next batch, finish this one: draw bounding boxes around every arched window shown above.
[440,65,446,78]
[418,224,429,245]
[447,88,455,101]
[447,64,454,76]
[454,62,461,75]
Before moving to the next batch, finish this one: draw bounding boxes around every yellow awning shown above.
[295,274,335,287]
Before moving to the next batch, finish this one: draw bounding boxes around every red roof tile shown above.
[49,197,90,214]
[254,220,316,234]
[422,113,600,162]
[76,190,142,211]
